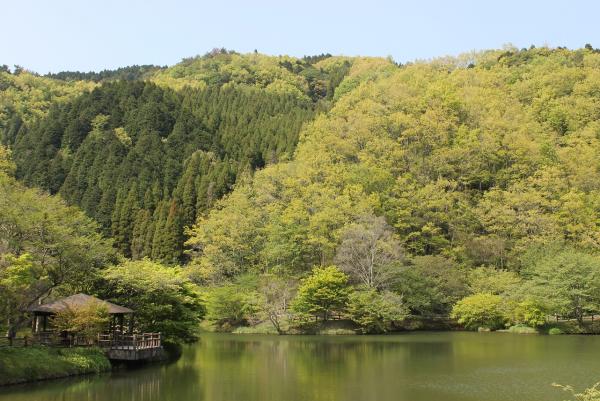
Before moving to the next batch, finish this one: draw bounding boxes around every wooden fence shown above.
[0,336,34,347]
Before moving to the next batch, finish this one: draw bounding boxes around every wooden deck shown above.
[98,333,163,360]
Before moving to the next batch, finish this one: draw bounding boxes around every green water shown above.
[1,332,599,401]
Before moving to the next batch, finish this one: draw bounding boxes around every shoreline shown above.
[0,343,177,387]
[2,319,596,387]
[0,347,111,387]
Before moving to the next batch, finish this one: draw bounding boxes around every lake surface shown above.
[1,332,599,401]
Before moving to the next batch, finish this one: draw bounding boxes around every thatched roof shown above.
[28,294,134,315]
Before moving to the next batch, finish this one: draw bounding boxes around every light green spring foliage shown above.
[0,147,116,333]
[152,50,352,101]
[0,146,204,341]
[451,293,547,330]
[6,47,600,334]
[0,145,15,175]
[51,302,110,339]
[0,254,42,331]
[9,52,353,265]
[507,300,547,328]
[394,255,468,315]
[291,266,351,321]
[98,259,205,344]
[347,289,409,333]
[0,70,95,143]
[204,283,262,330]
[467,267,522,296]
[188,47,600,282]
[450,293,506,330]
[521,246,600,323]
[554,382,600,401]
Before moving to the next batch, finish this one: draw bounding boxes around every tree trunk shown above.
[6,318,16,339]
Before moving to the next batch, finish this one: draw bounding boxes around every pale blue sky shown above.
[1,0,598,74]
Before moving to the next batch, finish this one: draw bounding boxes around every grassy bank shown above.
[0,346,111,386]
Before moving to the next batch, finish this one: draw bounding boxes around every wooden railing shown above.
[0,336,34,347]
[1,331,160,349]
[97,332,161,350]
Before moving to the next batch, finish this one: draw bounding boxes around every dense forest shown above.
[3,51,352,264]
[3,46,600,338]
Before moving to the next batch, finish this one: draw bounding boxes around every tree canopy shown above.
[5,47,600,334]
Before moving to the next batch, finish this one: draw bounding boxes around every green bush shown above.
[451,293,506,330]
[548,327,564,335]
[205,284,261,330]
[507,300,547,328]
[347,289,409,333]
[506,325,538,334]
[291,266,351,321]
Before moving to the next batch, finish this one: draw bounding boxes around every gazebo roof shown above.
[28,293,134,315]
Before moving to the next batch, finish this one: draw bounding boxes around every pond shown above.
[1,332,598,401]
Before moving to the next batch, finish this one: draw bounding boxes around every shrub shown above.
[205,285,261,330]
[548,327,564,335]
[291,266,351,321]
[52,301,109,340]
[507,300,547,328]
[506,325,538,334]
[451,293,506,330]
[347,289,409,333]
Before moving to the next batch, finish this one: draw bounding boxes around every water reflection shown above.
[1,332,599,401]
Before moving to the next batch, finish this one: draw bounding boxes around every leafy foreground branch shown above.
[555,382,600,401]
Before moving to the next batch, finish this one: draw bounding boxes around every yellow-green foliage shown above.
[451,293,506,330]
[0,145,15,175]
[52,301,110,339]
[187,46,600,279]
[0,71,94,128]
[291,266,351,321]
[554,382,600,401]
[99,259,206,344]
[347,289,408,333]
[152,52,309,97]
[508,300,547,328]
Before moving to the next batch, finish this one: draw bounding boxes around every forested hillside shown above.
[0,67,95,144]
[4,46,600,335]
[190,46,600,276]
[186,46,600,331]
[3,51,353,264]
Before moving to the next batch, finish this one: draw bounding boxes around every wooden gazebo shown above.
[26,294,161,360]
[28,293,134,335]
